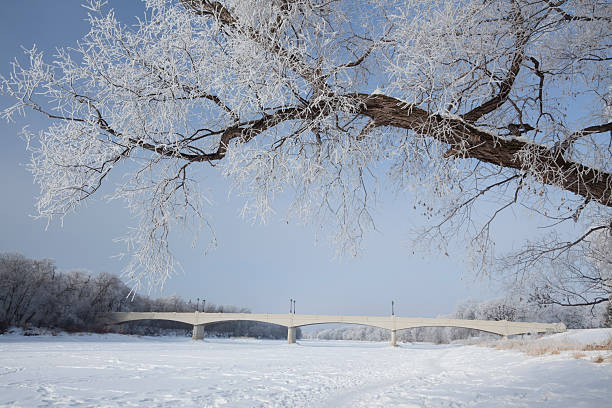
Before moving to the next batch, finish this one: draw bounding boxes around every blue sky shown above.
[0,0,519,317]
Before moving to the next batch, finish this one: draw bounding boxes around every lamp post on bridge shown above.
[197,298,200,312]
[202,299,205,312]
[391,300,397,347]
[289,298,296,314]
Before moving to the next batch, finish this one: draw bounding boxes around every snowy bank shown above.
[473,328,612,362]
[2,334,612,407]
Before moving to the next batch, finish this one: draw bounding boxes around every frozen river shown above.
[1,333,611,407]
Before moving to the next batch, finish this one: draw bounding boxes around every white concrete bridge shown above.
[103,312,566,346]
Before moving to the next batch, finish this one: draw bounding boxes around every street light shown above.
[197,297,200,312]
[202,299,206,312]
[289,298,293,314]
[293,299,296,314]
[391,300,395,316]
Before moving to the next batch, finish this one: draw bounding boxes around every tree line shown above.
[0,253,297,339]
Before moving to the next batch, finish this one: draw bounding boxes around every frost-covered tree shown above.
[459,297,607,328]
[0,252,291,337]
[0,253,128,332]
[1,0,610,291]
[517,222,611,307]
[0,253,55,331]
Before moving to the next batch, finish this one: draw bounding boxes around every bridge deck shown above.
[103,312,566,337]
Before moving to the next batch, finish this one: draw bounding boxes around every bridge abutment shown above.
[192,324,205,340]
[287,326,296,344]
[391,330,397,347]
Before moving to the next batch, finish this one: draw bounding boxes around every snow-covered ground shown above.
[1,331,611,407]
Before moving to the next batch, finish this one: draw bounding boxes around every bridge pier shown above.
[192,324,205,340]
[287,326,296,344]
[391,330,397,347]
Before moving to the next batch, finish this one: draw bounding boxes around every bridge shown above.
[103,312,566,346]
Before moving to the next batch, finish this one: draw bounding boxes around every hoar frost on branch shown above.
[1,0,611,298]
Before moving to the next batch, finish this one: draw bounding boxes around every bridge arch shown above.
[293,321,390,331]
[112,316,195,326]
[396,325,504,337]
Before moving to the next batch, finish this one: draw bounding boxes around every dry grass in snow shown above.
[473,328,612,363]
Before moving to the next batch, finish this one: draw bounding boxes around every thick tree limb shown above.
[147,91,611,207]
[180,0,236,25]
[356,93,612,207]
[462,5,529,122]
[181,0,325,91]
[546,0,612,22]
